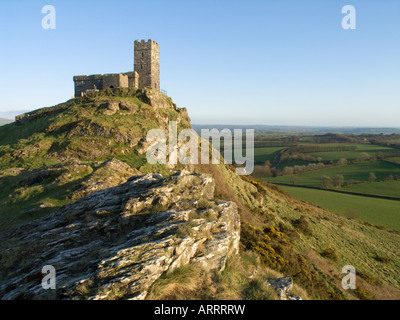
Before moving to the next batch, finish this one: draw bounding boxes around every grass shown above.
[342,180,400,198]
[0,90,190,172]
[389,157,400,164]
[146,251,307,300]
[0,168,88,232]
[266,160,400,189]
[252,147,286,165]
[246,142,398,166]
[279,185,400,231]
[308,144,399,161]
[265,185,400,296]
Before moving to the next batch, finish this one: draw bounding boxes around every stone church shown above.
[73,39,160,97]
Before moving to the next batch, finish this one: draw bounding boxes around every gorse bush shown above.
[354,287,374,300]
[240,222,345,299]
[321,247,339,262]
[291,215,312,236]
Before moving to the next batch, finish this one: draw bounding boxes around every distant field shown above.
[253,146,285,164]
[389,157,400,164]
[247,142,400,171]
[266,160,400,189]
[280,185,400,231]
[342,180,400,198]
[276,160,314,170]
[308,144,399,161]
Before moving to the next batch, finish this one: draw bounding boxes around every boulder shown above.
[267,276,302,300]
[100,102,120,115]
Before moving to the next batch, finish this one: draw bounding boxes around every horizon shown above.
[2,111,400,132]
[1,0,399,126]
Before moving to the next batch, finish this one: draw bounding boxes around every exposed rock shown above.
[267,276,301,300]
[139,88,172,109]
[99,102,120,115]
[118,101,138,113]
[19,169,50,186]
[71,158,141,200]
[66,122,140,148]
[0,171,240,300]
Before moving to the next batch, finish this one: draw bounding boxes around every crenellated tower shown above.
[134,39,160,90]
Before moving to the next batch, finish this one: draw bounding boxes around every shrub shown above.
[242,279,276,300]
[357,271,380,286]
[321,247,339,262]
[291,215,312,236]
[263,226,284,240]
[240,223,344,300]
[354,287,374,300]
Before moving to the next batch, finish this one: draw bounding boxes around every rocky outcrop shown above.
[267,276,301,300]
[71,158,141,200]
[66,121,141,148]
[0,171,240,300]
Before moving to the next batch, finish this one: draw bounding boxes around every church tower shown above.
[134,39,160,90]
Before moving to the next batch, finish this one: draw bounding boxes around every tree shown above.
[322,176,333,189]
[357,152,370,162]
[290,175,297,185]
[253,165,273,178]
[385,175,394,181]
[283,166,294,176]
[332,174,345,187]
[368,172,377,183]
[337,158,348,166]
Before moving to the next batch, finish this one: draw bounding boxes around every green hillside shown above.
[280,185,400,231]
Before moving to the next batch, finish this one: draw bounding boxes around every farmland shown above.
[266,160,400,192]
[307,144,398,161]
[280,185,400,231]
[248,132,400,230]
[253,146,286,164]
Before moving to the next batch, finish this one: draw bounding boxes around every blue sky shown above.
[0,0,399,126]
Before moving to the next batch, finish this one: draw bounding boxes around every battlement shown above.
[135,39,159,46]
[73,39,160,96]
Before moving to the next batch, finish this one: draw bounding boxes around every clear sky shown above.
[0,0,399,126]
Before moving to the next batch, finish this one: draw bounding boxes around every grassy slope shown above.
[0,88,188,232]
[263,185,400,299]
[389,157,400,164]
[0,90,191,167]
[193,163,400,299]
[280,185,400,232]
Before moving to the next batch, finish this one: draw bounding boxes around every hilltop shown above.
[0,88,399,300]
